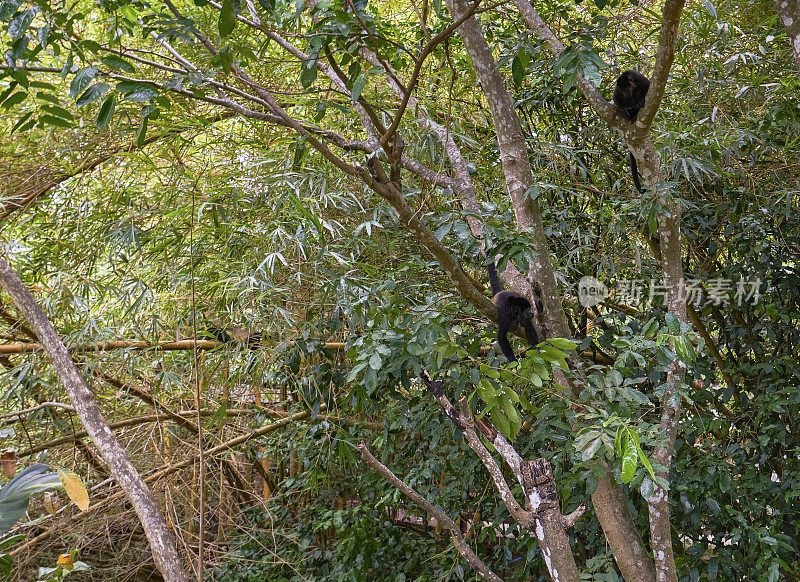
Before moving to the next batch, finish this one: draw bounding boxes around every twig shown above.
[0,401,75,421]
[358,442,504,582]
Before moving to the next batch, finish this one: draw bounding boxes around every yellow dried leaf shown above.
[57,469,89,511]
[56,553,74,570]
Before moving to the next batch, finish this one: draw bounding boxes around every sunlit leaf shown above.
[57,469,89,511]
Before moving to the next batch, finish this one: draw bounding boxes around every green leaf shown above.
[8,7,35,40]
[511,54,525,88]
[406,342,424,356]
[0,465,60,536]
[632,434,656,479]
[135,115,148,148]
[477,378,496,402]
[0,83,17,103]
[547,337,579,351]
[101,55,135,73]
[40,114,72,128]
[498,396,520,439]
[0,0,24,22]
[119,4,137,22]
[664,313,680,334]
[69,66,98,99]
[40,104,74,120]
[621,434,638,483]
[300,60,318,89]
[490,407,510,438]
[75,83,110,108]
[10,111,32,133]
[95,95,115,130]
[1,90,26,109]
[219,0,236,37]
[350,73,366,102]
[369,352,382,370]
[116,81,158,102]
[9,35,28,60]
[37,23,49,48]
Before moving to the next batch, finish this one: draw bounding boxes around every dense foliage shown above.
[0,0,798,579]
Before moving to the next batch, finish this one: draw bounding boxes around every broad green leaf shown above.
[621,434,638,483]
[547,338,579,351]
[219,0,236,37]
[37,23,49,48]
[8,7,34,40]
[350,73,366,102]
[407,342,424,356]
[117,81,158,102]
[1,90,26,109]
[69,66,98,99]
[490,407,511,438]
[665,313,680,334]
[95,95,115,130]
[0,465,60,536]
[477,378,496,402]
[76,83,110,108]
[40,104,74,120]
[101,55,135,73]
[300,60,318,89]
[498,396,520,438]
[369,352,382,370]
[40,114,72,128]
[120,4,137,21]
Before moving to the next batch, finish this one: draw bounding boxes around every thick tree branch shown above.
[420,371,580,582]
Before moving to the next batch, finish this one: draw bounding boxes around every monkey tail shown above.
[486,261,504,296]
[629,152,644,194]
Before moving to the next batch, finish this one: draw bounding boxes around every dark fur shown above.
[206,327,262,348]
[487,262,540,362]
[613,70,650,194]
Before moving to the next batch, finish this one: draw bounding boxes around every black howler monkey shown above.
[613,70,650,194]
[205,327,262,348]
[487,261,540,362]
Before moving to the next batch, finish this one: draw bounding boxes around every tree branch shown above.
[358,442,504,582]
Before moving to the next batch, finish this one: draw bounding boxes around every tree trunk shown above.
[0,259,189,582]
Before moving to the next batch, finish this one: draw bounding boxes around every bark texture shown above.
[771,0,800,75]
[0,259,189,582]
[446,0,570,338]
